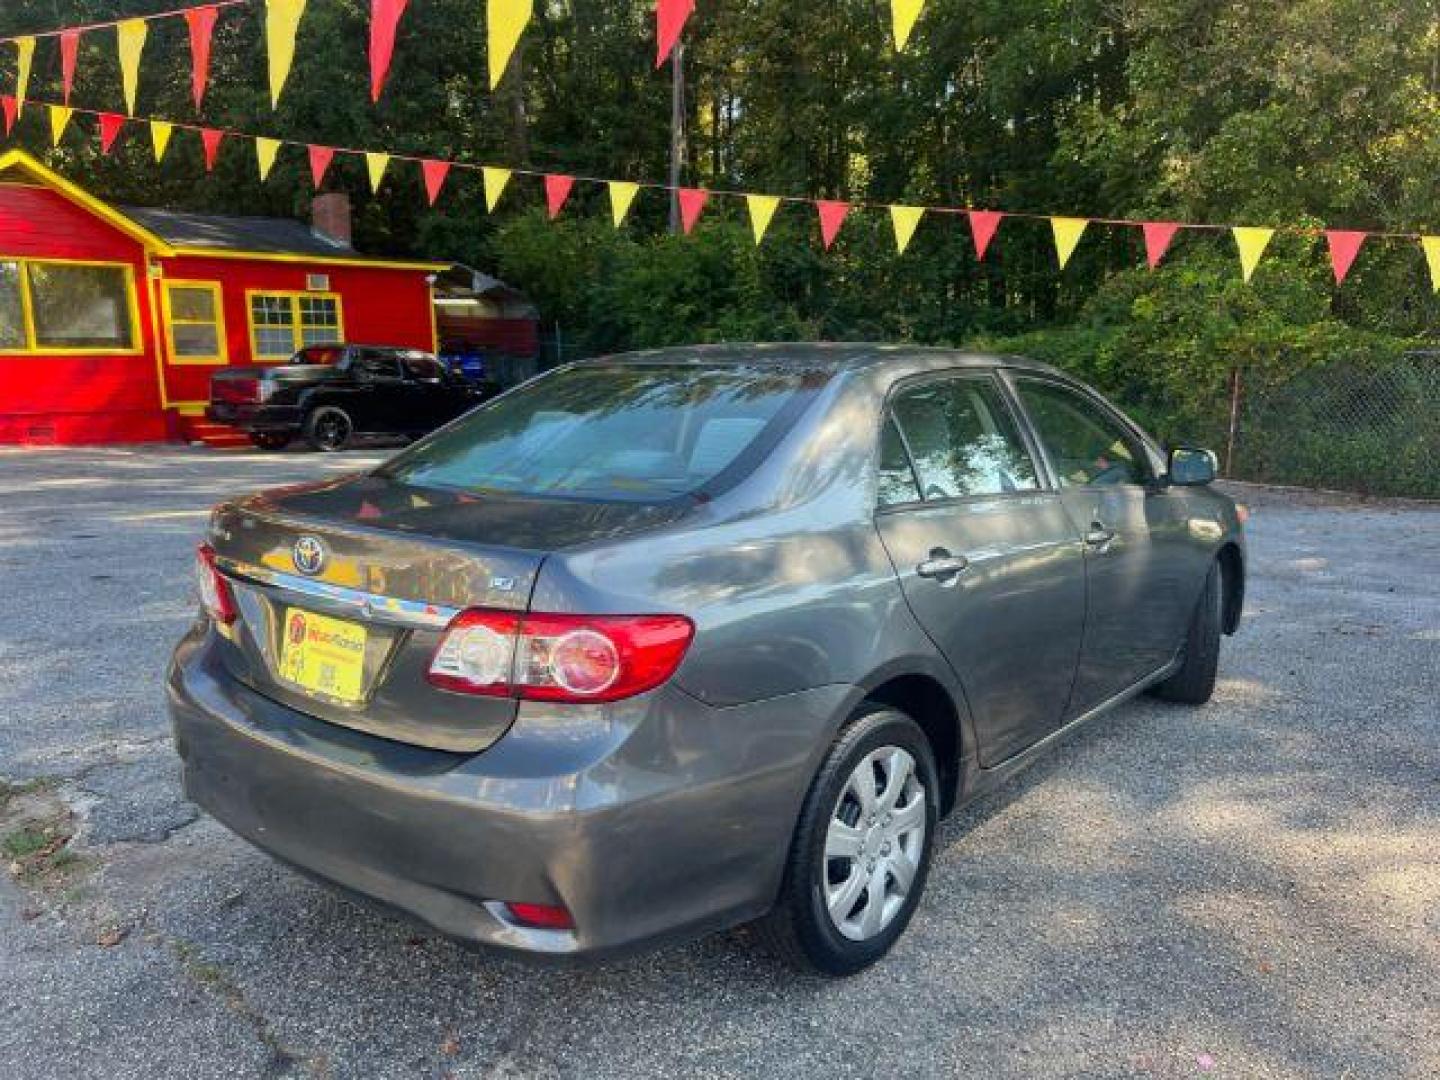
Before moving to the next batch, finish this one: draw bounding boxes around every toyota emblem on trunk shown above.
[292,535,326,576]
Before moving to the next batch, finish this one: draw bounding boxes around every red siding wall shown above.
[0,182,164,444]
[156,255,437,407]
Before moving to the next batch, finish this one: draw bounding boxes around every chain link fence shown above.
[1226,351,1440,499]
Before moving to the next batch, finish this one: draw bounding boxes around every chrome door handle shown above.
[916,552,970,581]
[1084,522,1116,546]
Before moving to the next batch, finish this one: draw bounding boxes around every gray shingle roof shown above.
[118,206,358,257]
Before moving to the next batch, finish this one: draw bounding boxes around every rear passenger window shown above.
[402,353,444,381]
[355,350,403,380]
[887,378,1039,501]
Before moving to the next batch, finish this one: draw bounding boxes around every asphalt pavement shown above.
[1,446,1436,1079]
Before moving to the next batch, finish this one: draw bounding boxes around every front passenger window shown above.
[888,378,1039,501]
[1014,379,1145,487]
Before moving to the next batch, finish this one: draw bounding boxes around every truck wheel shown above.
[756,705,939,976]
[305,407,352,452]
[248,432,291,451]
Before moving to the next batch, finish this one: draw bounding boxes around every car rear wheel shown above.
[1151,559,1222,704]
[756,704,938,976]
[248,431,291,451]
[305,407,353,452]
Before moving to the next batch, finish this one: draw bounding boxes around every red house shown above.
[0,149,447,445]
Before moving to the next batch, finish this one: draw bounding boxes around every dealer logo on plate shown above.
[292,535,327,576]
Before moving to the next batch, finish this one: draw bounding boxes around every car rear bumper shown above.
[206,403,302,432]
[167,623,847,960]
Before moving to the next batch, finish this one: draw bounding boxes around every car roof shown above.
[582,342,1062,378]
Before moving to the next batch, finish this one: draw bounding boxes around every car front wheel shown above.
[1151,559,1222,704]
[757,705,939,976]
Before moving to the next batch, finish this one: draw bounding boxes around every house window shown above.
[248,292,343,360]
[163,282,226,364]
[0,258,139,354]
[0,263,23,349]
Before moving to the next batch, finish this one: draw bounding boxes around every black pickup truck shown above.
[208,344,498,451]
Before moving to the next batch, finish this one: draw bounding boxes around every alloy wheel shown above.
[823,746,927,941]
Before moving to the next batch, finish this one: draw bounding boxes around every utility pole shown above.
[668,41,686,234]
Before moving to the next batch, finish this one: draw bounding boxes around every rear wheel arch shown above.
[861,672,963,816]
[1216,542,1245,635]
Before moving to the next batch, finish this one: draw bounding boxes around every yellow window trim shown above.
[161,280,228,366]
[245,289,345,361]
[0,255,144,357]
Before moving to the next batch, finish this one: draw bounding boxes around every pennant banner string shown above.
[0,0,250,45]
[3,93,1433,271]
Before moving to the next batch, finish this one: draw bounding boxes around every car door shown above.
[348,348,407,432]
[399,352,461,431]
[1007,374,1193,715]
[872,371,1087,766]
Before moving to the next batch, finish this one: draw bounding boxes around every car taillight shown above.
[427,609,694,703]
[194,543,237,624]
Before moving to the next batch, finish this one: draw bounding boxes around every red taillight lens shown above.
[504,902,574,930]
[194,543,237,625]
[427,609,694,703]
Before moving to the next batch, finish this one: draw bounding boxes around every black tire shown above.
[756,704,940,976]
[248,431,291,451]
[304,407,353,452]
[1151,560,1222,704]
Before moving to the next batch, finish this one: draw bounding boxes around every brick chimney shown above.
[311,192,352,248]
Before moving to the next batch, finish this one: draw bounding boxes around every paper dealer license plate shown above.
[278,608,367,703]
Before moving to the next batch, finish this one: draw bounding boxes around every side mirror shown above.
[1168,446,1217,486]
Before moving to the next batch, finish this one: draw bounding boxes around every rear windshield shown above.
[380,363,825,502]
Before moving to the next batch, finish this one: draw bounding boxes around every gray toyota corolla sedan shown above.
[169,344,1245,975]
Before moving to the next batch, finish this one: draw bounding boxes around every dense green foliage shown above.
[2,0,1437,479]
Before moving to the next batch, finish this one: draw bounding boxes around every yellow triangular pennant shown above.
[265,0,308,109]
[365,152,390,193]
[48,105,73,146]
[482,166,512,212]
[14,37,35,116]
[488,0,533,90]
[891,0,926,50]
[890,205,925,254]
[1051,217,1089,269]
[747,195,781,245]
[255,137,281,181]
[1420,237,1440,292]
[116,19,148,116]
[1232,226,1274,283]
[149,120,173,162]
[608,181,639,227]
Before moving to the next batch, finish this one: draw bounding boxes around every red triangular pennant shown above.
[421,159,451,205]
[544,174,575,219]
[1142,222,1181,269]
[201,128,225,171]
[1,96,16,137]
[59,30,80,105]
[655,0,695,68]
[308,145,335,189]
[968,210,1003,261]
[677,187,708,234]
[98,113,126,155]
[184,6,219,111]
[816,200,850,250]
[1325,230,1366,285]
[370,0,410,102]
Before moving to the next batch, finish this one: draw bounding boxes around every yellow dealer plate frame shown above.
[277,607,368,704]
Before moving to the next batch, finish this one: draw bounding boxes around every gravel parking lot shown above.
[1,446,1436,1079]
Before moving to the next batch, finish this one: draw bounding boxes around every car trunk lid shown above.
[206,473,687,752]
